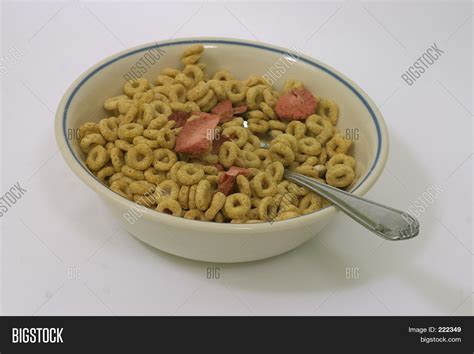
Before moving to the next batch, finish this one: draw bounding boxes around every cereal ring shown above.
[78,122,100,140]
[244,75,271,87]
[225,80,247,104]
[269,142,295,166]
[286,121,306,139]
[96,165,115,182]
[132,136,158,149]
[283,80,304,92]
[224,193,251,219]
[176,66,204,89]
[144,167,167,185]
[326,134,352,157]
[262,88,279,107]
[156,128,176,149]
[218,141,239,168]
[258,196,278,221]
[254,148,271,165]
[204,192,226,221]
[122,165,145,180]
[294,165,319,178]
[250,172,277,197]
[123,78,149,97]
[186,81,208,101]
[317,98,339,125]
[287,183,308,197]
[169,101,200,113]
[248,119,269,133]
[247,134,260,148]
[168,161,186,182]
[109,172,124,185]
[125,144,153,170]
[242,143,255,152]
[115,139,134,151]
[318,147,328,164]
[167,84,187,103]
[213,70,234,81]
[273,134,298,152]
[133,90,154,105]
[201,165,218,176]
[155,74,176,86]
[222,126,248,148]
[298,137,322,156]
[206,175,219,190]
[259,102,277,120]
[151,100,172,117]
[235,150,260,168]
[118,104,138,125]
[265,161,284,182]
[156,198,182,216]
[104,95,129,111]
[188,184,198,209]
[247,208,259,220]
[199,153,219,165]
[109,147,125,172]
[326,165,355,188]
[98,117,118,141]
[299,193,322,214]
[251,197,261,208]
[235,175,251,196]
[214,212,225,223]
[207,80,227,101]
[276,180,290,194]
[118,176,135,184]
[153,148,177,171]
[106,141,117,152]
[195,179,212,211]
[156,180,180,201]
[184,209,206,220]
[116,98,135,114]
[178,185,191,209]
[80,133,106,153]
[86,145,109,171]
[306,114,333,145]
[326,153,356,170]
[104,141,114,153]
[268,119,286,130]
[177,163,205,185]
[246,85,265,110]
[222,117,244,129]
[147,115,168,130]
[247,109,267,121]
[110,180,132,200]
[196,89,217,112]
[129,180,155,195]
[118,123,144,142]
[275,210,301,221]
[157,68,180,83]
[133,192,156,208]
[181,44,204,66]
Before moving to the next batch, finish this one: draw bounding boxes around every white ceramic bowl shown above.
[55,37,389,263]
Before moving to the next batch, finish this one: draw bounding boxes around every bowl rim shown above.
[55,36,389,234]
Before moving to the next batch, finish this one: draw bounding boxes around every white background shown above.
[1,0,472,315]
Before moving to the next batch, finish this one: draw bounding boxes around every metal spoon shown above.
[284,169,419,240]
[258,135,419,240]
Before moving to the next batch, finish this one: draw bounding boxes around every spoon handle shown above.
[284,170,419,241]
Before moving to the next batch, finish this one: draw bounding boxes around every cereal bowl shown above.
[55,37,389,263]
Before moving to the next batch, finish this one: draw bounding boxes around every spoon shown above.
[283,169,419,241]
[258,137,419,240]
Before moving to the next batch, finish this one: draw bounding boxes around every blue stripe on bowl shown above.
[63,39,382,193]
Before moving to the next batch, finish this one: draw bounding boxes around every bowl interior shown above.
[63,39,382,195]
